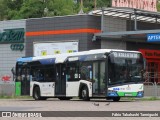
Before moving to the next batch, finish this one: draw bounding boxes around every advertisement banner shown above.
[112,0,157,12]
[34,41,78,56]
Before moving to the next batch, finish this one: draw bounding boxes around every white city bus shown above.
[14,49,145,101]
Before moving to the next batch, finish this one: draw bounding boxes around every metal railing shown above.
[144,72,160,82]
[143,72,160,97]
[144,82,160,97]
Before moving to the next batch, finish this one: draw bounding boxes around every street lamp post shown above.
[43,0,48,16]
[94,0,97,10]
[78,0,84,14]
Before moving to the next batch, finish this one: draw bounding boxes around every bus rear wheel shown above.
[112,97,120,102]
[81,86,90,101]
[33,87,47,100]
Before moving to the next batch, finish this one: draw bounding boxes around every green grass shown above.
[0,95,32,99]
[140,97,160,101]
[122,97,160,101]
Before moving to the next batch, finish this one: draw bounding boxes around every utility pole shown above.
[94,0,97,10]
[78,0,84,14]
[43,0,48,16]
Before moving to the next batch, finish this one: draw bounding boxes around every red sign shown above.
[1,75,11,82]
[112,0,157,12]
[139,49,160,59]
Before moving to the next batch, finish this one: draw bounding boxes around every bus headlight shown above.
[136,91,144,97]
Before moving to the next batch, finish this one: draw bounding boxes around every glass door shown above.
[55,64,66,96]
[93,61,106,96]
[100,62,105,94]
[21,67,30,95]
[93,62,98,94]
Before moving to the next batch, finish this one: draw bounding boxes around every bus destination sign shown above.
[113,52,139,59]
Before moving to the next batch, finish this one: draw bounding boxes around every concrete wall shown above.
[103,16,127,32]
[100,17,127,49]
[0,20,26,95]
[101,40,126,50]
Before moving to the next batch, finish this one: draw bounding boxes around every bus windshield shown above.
[108,52,144,85]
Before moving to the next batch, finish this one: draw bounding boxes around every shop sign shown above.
[112,0,157,12]
[139,49,160,59]
[10,43,24,51]
[147,33,160,42]
[0,28,24,43]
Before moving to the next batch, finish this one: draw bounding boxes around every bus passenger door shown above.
[21,67,30,95]
[93,61,106,96]
[55,64,66,96]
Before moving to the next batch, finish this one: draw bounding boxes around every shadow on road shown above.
[19,98,134,103]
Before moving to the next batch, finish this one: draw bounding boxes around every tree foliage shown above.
[157,0,160,12]
[3,0,160,20]
[0,0,111,20]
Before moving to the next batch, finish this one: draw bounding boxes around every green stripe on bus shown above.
[117,92,137,96]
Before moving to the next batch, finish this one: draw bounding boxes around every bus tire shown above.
[112,97,120,102]
[33,86,47,100]
[81,86,90,101]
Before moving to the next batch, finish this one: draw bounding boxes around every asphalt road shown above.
[0,98,160,120]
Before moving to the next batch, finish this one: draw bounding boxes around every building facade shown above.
[25,14,160,83]
[0,20,26,95]
[1,9,160,96]
[0,20,26,84]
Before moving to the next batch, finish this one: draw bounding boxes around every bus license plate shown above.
[125,93,132,96]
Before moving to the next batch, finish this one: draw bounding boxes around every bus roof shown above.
[17,49,141,63]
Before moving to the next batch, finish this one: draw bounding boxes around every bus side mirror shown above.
[11,67,16,75]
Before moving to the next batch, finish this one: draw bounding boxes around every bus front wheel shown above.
[33,87,47,100]
[81,86,90,101]
[112,97,120,102]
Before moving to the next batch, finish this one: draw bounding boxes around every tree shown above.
[77,0,111,13]
[1,0,23,20]
[0,0,7,20]
[47,0,76,16]
[15,0,44,19]
[0,0,127,20]
[157,0,160,12]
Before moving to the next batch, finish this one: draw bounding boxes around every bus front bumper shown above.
[107,91,144,97]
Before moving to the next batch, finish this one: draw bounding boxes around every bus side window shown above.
[67,62,79,81]
[80,62,92,81]
[35,70,44,81]
[45,68,55,82]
